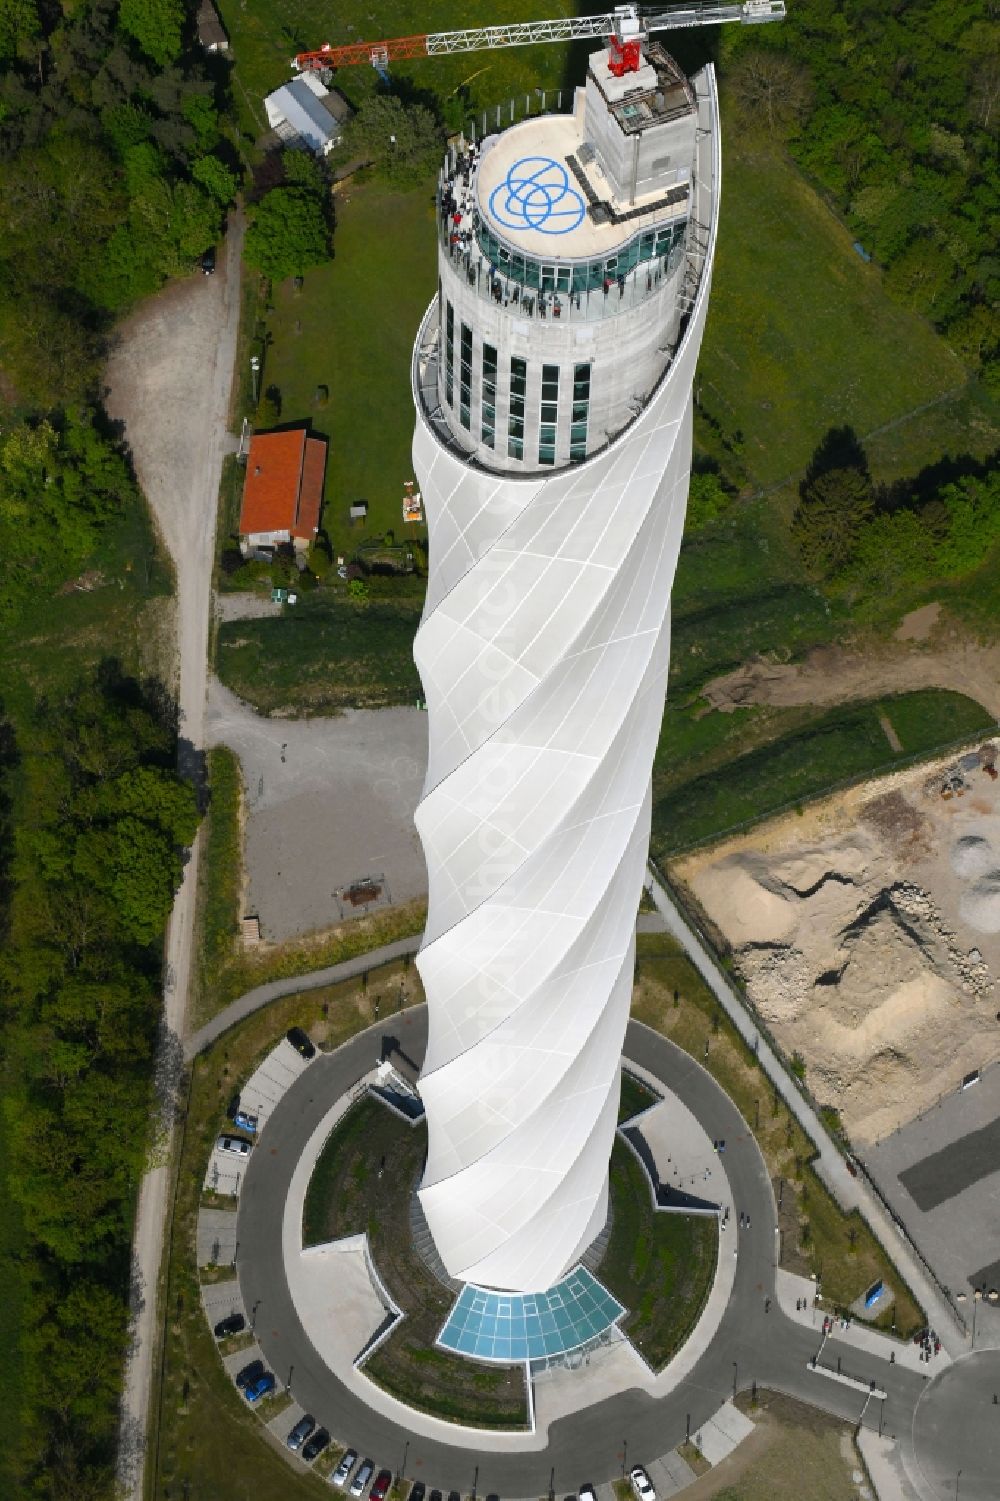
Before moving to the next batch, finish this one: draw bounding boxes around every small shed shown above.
[196,0,229,51]
[264,75,349,157]
[349,501,368,522]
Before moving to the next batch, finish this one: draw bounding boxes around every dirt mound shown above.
[677,757,1000,1144]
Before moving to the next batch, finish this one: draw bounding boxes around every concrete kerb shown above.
[644,868,966,1356]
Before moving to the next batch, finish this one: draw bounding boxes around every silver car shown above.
[218,1135,251,1156]
[332,1450,358,1489]
[350,1459,375,1497]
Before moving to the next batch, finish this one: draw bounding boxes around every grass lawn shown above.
[700,118,965,492]
[260,180,439,563]
[651,688,993,856]
[193,747,244,1026]
[632,933,923,1337]
[705,1391,860,1501]
[198,897,426,1018]
[602,1141,718,1371]
[216,585,423,714]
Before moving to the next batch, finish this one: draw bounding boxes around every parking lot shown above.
[206,676,427,943]
[201,1038,315,1196]
[863,1059,1000,1341]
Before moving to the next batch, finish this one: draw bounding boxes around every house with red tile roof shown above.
[238,428,326,555]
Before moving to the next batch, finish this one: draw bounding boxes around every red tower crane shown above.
[292,2,785,79]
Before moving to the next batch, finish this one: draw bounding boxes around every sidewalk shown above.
[775,1270,950,1378]
[645,870,966,1356]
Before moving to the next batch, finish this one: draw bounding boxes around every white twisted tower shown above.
[411,48,720,1292]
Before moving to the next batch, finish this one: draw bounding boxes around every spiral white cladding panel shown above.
[412,71,720,1293]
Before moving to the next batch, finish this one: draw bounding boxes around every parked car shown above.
[200,247,216,275]
[579,1486,597,1501]
[370,1471,392,1501]
[234,1358,263,1390]
[349,1459,374,1497]
[302,1427,330,1461]
[428,1490,442,1501]
[218,1134,251,1156]
[408,1484,426,1501]
[245,1371,276,1404]
[630,1467,656,1501]
[332,1449,358,1487]
[286,1414,316,1451]
[287,1026,316,1059]
[233,1108,259,1133]
[213,1311,246,1339]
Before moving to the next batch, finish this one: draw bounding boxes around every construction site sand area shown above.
[675,745,1000,1146]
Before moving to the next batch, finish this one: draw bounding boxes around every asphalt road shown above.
[236,1012,929,1494]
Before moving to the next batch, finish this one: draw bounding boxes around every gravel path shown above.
[106,209,244,1501]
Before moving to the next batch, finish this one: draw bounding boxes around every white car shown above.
[630,1467,656,1501]
[331,1449,357,1488]
[217,1135,251,1156]
[578,1485,597,1501]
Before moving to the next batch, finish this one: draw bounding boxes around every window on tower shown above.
[445,301,454,407]
[482,343,497,449]
[539,364,559,466]
[570,363,591,463]
[459,323,472,430]
[508,356,526,461]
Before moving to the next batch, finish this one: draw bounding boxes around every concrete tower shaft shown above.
[410,58,720,1292]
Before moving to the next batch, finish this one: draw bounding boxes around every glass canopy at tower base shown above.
[436,1266,624,1364]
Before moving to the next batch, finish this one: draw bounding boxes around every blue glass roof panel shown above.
[437,1265,624,1364]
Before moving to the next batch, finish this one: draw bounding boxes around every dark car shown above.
[286,1026,316,1059]
[213,1312,246,1339]
[302,1427,330,1461]
[286,1413,316,1451]
[200,247,216,275]
[428,1490,442,1501]
[370,1471,393,1501]
[408,1484,426,1501]
[245,1371,276,1404]
[235,1358,264,1390]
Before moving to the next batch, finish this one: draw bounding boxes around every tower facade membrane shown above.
[410,46,720,1292]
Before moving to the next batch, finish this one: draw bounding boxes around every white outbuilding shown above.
[264,75,349,157]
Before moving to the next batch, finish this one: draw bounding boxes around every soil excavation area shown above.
[676,743,1000,1146]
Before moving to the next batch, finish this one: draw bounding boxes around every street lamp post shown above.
[250,1298,261,1331]
[732,1361,738,1399]
[250,354,261,405]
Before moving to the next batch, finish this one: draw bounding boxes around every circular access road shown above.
[235,1011,926,1494]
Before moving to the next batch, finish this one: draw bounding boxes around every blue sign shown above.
[489,156,586,236]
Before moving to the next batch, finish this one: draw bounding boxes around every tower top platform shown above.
[473,43,695,262]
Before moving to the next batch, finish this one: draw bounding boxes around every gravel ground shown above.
[205,676,428,941]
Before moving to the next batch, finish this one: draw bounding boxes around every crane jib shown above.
[292,1,784,72]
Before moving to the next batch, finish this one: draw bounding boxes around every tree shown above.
[117,0,185,68]
[0,0,39,64]
[727,48,813,137]
[244,186,330,283]
[192,153,238,205]
[791,466,876,578]
[340,95,443,182]
[685,471,730,531]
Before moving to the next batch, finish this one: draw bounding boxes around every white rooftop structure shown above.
[410,45,721,1292]
[264,75,342,156]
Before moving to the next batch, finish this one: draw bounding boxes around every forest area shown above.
[0,0,998,1497]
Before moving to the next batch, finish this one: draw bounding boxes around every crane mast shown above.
[293,1,785,76]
